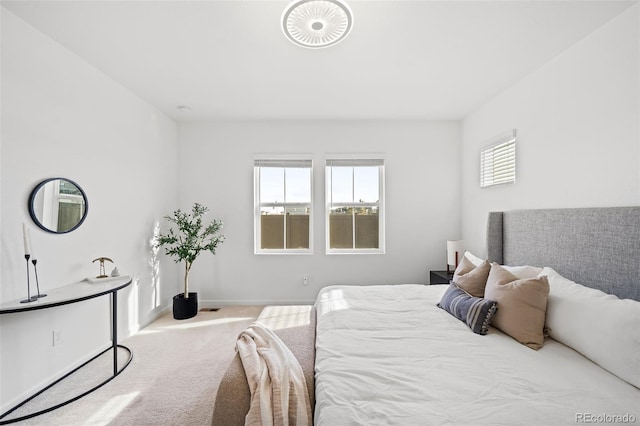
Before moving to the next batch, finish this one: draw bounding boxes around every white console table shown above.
[0,276,133,424]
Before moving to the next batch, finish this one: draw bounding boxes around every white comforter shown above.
[314,284,639,426]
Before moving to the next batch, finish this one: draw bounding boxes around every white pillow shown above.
[542,267,640,388]
[464,251,542,279]
[463,251,484,267]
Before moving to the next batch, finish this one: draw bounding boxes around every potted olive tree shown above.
[156,203,224,320]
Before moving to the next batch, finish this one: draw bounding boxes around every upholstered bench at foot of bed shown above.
[211,305,316,426]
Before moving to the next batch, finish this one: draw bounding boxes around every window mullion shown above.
[283,168,287,249]
[351,167,356,249]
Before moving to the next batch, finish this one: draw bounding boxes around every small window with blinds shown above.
[254,157,313,254]
[480,130,516,188]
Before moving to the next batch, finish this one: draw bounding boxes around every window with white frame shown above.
[480,130,517,188]
[254,158,312,253]
[325,158,385,253]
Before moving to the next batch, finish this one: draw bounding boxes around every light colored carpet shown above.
[7,305,264,426]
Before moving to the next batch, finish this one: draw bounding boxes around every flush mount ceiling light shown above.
[282,0,353,49]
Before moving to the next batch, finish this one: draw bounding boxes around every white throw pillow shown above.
[542,267,640,388]
[463,251,484,267]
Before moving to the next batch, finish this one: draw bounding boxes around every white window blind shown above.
[480,131,516,188]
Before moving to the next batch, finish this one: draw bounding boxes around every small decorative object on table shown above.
[31,257,46,299]
[155,203,224,320]
[26,227,46,299]
[92,257,114,279]
[21,224,37,303]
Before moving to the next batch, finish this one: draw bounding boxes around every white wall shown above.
[0,10,179,411]
[461,4,640,257]
[178,120,461,304]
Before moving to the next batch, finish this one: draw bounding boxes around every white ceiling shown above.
[2,0,636,121]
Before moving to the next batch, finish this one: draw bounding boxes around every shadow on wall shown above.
[148,221,161,310]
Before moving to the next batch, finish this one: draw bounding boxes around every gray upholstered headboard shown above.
[487,207,640,301]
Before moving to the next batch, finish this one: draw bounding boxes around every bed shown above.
[212,206,640,425]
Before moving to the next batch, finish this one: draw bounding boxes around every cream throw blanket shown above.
[236,323,311,426]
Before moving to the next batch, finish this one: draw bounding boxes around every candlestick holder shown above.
[31,258,46,298]
[20,254,37,304]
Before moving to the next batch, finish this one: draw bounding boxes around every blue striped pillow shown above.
[437,284,498,335]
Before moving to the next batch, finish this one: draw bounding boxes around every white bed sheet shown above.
[314,284,639,426]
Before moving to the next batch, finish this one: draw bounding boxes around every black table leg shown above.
[112,291,118,376]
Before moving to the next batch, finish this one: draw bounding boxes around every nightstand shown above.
[429,270,453,285]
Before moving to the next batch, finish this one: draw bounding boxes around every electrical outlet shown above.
[303,276,309,286]
[52,330,62,347]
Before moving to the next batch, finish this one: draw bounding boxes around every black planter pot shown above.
[173,292,198,320]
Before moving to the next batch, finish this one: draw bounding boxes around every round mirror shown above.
[28,178,88,234]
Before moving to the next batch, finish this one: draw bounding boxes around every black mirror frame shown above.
[28,177,89,234]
